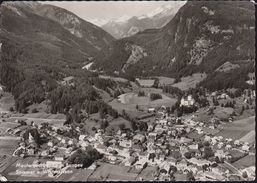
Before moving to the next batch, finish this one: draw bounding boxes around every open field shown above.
[113,89,177,111]
[108,117,132,130]
[0,122,20,136]
[136,166,155,181]
[0,92,15,113]
[8,112,66,128]
[216,116,255,141]
[83,118,100,135]
[1,157,53,181]
[0,156,19,173]
[239,130,255,145]
[172,73,206,91]
[22,113,66,119]
[109,90,176,119]
[99,75,129,83]
[88,162,137,181]
[155,76,175,86]
[214,107,234,120]
[58,168,93,181]
[27,101,48,113]
[232,155,255,169]
[0,137,20,155]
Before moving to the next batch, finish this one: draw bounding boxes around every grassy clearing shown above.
[0,92,15,112]
[0,122,20,136]
[155,76,175,86]
[110,87,177,115]
[0,138,20,155]
[108,117,132,130]
[23,113,66,120]
[88,162,137,181]
[214,107,234,120]
[99,75,129,83]
[232,155,255,169]
[136,166,155,181]
[172,73,207,91]
[216,116,255,140]
[58,168,93,181]
[239,130,255,144]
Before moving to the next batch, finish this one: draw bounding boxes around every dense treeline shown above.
[162,85,184,98]
[88,77,117,93]
[48,85,99,114]
[150,93,162,101]
[0,42,119,121]
[199,64,255,91]
[138,90,146,97]
[67,147,103,168]
[0,44,58,113]
[49,84,118,124]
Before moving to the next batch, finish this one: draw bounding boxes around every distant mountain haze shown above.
[98,4,185,39]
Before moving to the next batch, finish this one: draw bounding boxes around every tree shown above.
[215,156,220,163]
[31,108,38,113]
[99,109,105,119]
[170,165,177,173]
[184,152,192,159]
[187,171,195,181]
[150,93,162,101]
[203,141,210,147]
[203,146,214,159]
[174,77,181,83]
[138,91,145,97]
[100,120,109,130]
[172,151,182,160]
[64,113,73,125]
[240,106,245,115]
[67,148,102,168]
[242,171,248,179]
[9,107,14,112]
[119,123,126,130]
[91,127,96,131]
[148,153,156,161]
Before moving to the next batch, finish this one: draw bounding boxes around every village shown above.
[0,85,255,181]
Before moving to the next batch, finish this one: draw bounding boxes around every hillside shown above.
[0,1,114,72]
[0,1,122,116]
[93,1,255,90]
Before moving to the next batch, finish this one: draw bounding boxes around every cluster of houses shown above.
[6,89,255,181]
[75,106,254,181]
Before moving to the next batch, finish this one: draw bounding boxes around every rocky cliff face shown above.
[94,1,255,78]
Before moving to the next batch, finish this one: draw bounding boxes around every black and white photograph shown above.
[0,0,255,181]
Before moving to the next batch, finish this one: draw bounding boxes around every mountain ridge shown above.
[98,4,184,39]
[92,1,255,90]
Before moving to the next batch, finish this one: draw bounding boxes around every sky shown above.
[42,1,186,24]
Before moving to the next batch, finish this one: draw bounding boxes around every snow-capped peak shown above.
[89,19,108,26]
[114,15,131,23]
[138,14,148,20]
[147,5,166,18]
[147,3,185,18]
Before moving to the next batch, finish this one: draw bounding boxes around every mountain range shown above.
[92,1,255,88]
[0,1,114,75]
[0,1,255,93]
[91,4,185,39]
